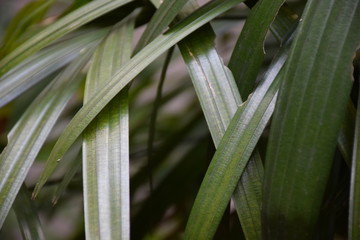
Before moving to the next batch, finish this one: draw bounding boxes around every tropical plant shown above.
[0,0,359,239]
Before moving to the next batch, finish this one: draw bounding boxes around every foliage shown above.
[0,0,359,239]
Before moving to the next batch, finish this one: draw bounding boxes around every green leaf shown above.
[269,3,298,43]
[0,0,132,76]
[33,0,246,197]
[179,2,297,237]
[0,0,55,56]
[0,49,93,228]
[179,26,241,147]
[183,33,288,240]
[13,186,45,240]
[233,152,264,240]
[136,0,188,50]
[228,0,286,99]
[82,18,134,240]
[348,59,360,240]
[262,0,360,238]
[0,29,106,107]
[177,9,263,237]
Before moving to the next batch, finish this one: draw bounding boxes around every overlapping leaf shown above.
[0,29,106,107]
[82,18,134,240]
[0,0,55,56]
[228,0,286,99]
[263,0,360,238]
[183,40,288,238]
[33,0,247,197]
[0,49,93,228]
[0,0,132,76]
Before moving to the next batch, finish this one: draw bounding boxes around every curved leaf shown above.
[228,0,285,99]
[0,0,132,76]
[0,49,93,228]
[0,29,106,107]
[0,0,55,56]
[33,0,246,197]
[136,0,188,50]
[263,0,360,238]
[183,35,288,239]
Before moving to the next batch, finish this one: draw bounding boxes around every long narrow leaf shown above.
[33,0,246,197]
[263,0,360,238]
[0,49,94,228]
[0,29,106,107]
[179,26,241,146]
[184,34,289,239]
[136,0,188,50]
[176,5,263,235]
[82,18,134,240]
[0,0,132,76]
[0,0,55,56]
[228,0,285,99]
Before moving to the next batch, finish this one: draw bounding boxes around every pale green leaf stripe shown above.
[176,4,262,238]
[179,26,241,147]
[184,40,287,239]
[13,186,45,240]
[228,0,285,99]
[349,61,360,240]
[0,29,107,107]
[0,0,131,76]
[263,0,360,238]
[136,0,188,50]
[178,3,295,238]
[148,0,241,145]
[184,72,281,239]
[0,49,94,228]
[33,0,246,197]
[83,18,134,240]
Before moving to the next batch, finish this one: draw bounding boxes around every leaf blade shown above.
[82,18,134,240]
[228,0,286,98]
[0,0,132,76]
[0,49,93,228]
[0,29,106,107]
[263,0,360,238]
[33,0,246,197]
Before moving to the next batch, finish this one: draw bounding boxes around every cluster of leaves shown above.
[0,0,359,239]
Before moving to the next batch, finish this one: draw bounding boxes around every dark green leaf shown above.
[228,0,285,98]
[263,0,360,238]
